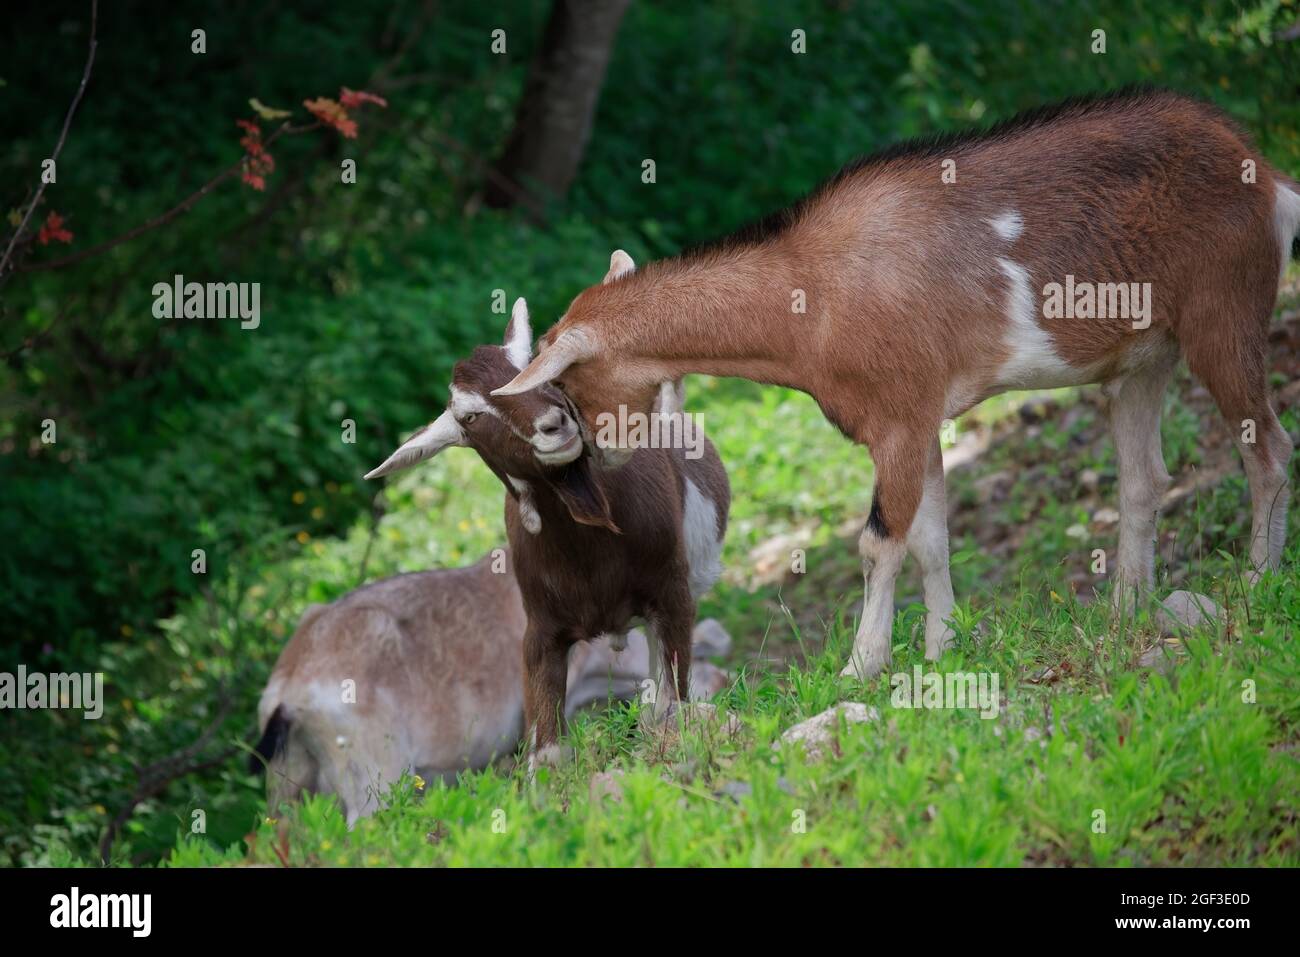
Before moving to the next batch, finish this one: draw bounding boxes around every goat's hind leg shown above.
[1232,403,1292,582]
[1184,313,1293,585]
[642,586,694,727]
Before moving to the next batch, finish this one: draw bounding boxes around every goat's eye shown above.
[553,381,565,392]
[464,413,477,424]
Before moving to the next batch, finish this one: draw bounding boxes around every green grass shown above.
[7,0,1298,868]
[147,289,1299,867]
[24,284,1300,867]
[165,567,1299,867]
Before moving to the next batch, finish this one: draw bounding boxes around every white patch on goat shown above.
[682,478,723,599]
[508,476,542,534]
[989,210,1023,242]
[1274,183,1300,286]
[992,257,1085,390]
[451,385,538,445]
[449,386,495,419]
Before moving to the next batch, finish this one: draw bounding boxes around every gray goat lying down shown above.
[253,553,731,824]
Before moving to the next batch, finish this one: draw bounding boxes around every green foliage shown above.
[1,0,1297,865]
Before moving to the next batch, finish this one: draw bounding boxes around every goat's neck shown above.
[603,243,826,390]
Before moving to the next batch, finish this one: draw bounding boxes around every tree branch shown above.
[19,121,319,274]
[0,0,98,279]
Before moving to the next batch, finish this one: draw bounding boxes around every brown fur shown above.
[501,88,1297,676]
[369,315,730,756]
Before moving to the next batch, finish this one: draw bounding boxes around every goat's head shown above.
[365,300,621,531]
[491,251,660,468]
[365,297,594,475]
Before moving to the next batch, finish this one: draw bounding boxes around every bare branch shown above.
[20,121,318,274]
[0,0,99,279]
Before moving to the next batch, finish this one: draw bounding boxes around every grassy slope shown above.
[162,283,1299,868]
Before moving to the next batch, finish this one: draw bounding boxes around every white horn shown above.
[504,298,532,370]
[491,328,594,396]
[364,409,464,479]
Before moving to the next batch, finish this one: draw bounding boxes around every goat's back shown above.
[257,555,526,821]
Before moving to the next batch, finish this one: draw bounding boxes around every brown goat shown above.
[366,299,730,763]
[494,89,1300,679]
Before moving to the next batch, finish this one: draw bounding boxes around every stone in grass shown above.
[648,701,743,748]
[589,769,626,805]
[692,618,733,658]
[775,702,879,761]
[715,780,753,802]
[1155,590,1223,635]
[1137,639,1185,672]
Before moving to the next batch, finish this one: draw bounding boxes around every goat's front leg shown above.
[642,584,694,726]
[522,624,569,771]
[842,432,928,680]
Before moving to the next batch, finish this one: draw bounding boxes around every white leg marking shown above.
[842,533,906,680]
[1234,410,1293,582]
[907,441,956,659]
[641,621,671,725]
[1273,183,1300,286]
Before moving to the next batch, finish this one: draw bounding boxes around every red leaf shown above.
[339,87,388,110]
[236,118,275,190]
[303,97,357,138]
[37,211,73,245]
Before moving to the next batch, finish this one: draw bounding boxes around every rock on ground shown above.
[1156,590,1223,634]
[775,702,879,761]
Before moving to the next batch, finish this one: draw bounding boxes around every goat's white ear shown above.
[504,298,532,370]
[364,409,464,480]
[602,249,636,284]
[491,328,595,396]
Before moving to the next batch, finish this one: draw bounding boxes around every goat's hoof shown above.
[839,656,888,681]
[526,743,573,777]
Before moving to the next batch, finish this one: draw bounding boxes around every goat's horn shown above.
[491,329,594,396]
[364,409,463,480]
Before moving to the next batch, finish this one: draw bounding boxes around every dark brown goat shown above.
[365,298,730,765]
